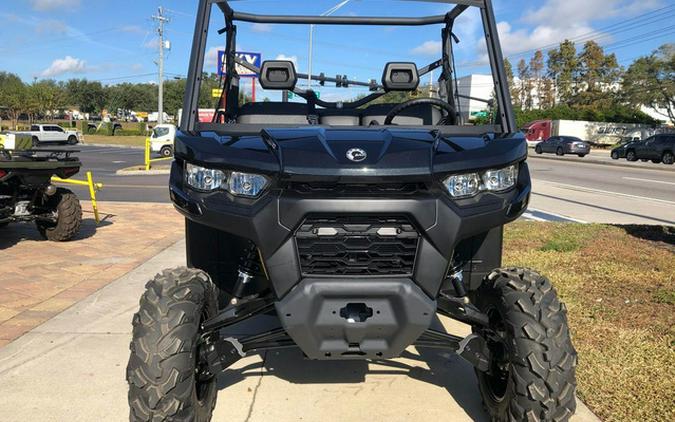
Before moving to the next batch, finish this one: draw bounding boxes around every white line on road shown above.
[550,184,675,206]
[622,177,675,186]
[529,209,587,223]
[521,212,546,222]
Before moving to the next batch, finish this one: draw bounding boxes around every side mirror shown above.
[259,60,297,90]
[382,62,419,92]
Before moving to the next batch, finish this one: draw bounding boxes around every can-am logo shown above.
[346,148,367,162]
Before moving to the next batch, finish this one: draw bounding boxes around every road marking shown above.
[622,177,675,186]
[550,184,675,206]
[523,209,587,223]
[521,212,546,222]
[112,161,126,164]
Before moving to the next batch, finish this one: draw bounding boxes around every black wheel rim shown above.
[483,307,511,403]
[194,307,215,403]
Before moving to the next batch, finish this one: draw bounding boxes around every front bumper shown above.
[276,277,435,359]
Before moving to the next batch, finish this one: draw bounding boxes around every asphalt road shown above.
[44,145,171,203]
[528,156,675,225]
[46,145,674,225]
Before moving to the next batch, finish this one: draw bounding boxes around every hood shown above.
[176,127,527,180]
[263,128,436,177]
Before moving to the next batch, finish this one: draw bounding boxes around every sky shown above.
[1,0,673,101]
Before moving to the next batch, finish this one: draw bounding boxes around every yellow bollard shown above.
[51,171,104,225]
[86,171,100,224]
[145,137,151,171]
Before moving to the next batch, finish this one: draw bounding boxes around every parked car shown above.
[534,136,591,157]
[149,124,176,157]
[16,124,82,147]
[610,134,674,164]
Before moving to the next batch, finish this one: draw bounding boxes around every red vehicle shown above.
[522,120,551,146]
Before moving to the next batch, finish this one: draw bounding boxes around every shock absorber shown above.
[232,242,263,299]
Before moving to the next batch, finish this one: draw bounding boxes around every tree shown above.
[547,40,578,104]
[529,50,545,108]
[65,79,107,114]
[28,80,67,120]
[0,72,27,129]
[622,44,675,124]
[517,58,532,109]
[575,41,621,107]
[503,58,518,105]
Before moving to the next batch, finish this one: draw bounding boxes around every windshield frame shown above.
[181,0,515,135]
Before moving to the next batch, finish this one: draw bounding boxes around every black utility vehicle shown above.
[0,137,83,241]
[611,134,675,164]
[126,1,577,421]
[534,136,591,157]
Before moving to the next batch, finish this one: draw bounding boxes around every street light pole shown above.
[152,7,169,125]
[307,0,352,88]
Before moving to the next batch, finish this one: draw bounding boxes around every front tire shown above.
[67,135,78,145]
[610,151,619,160]
[127,268,218,422]
[577,154,586,158]
[626,150,637,161]
[662,151,674,165]
[534,145,542,155]
[556,147,564,156]
[36,188,82,241]
[32,136,40,148]
[160,146,173,158]
[473,268,577,422]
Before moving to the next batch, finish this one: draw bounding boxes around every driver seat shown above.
[360,103,441,126]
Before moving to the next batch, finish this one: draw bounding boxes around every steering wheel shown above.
[383,98,457,126]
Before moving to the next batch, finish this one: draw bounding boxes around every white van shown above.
[149,124,176,157]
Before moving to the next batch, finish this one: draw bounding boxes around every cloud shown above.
[205,46,225,68]
[458,0,666,68]
[120,25,144,34]
[275,54,298,65]
[40,56,87,77]
[143,38,161,49]
[251,23,272,33]
[411,41,442,56]
[30,0,80,12]
[36,19,68,35]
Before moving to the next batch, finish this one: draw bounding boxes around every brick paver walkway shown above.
[0,202,183,347]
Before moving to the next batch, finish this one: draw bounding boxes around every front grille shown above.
[288,182,427,196]
[295,216,419,276]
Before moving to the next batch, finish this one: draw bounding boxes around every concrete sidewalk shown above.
[0,240,599,422]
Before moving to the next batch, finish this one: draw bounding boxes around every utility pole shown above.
[307,0,351,88]
[152,7,169,125]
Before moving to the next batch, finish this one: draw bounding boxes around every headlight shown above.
[185,163,269,197]
[185,163,226,192]
[443,164,518,198]
[444,173,481,198]
[228,171,268,198]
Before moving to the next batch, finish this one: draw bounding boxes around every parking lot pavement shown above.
[0,241,600,422]
[0,202,183,347]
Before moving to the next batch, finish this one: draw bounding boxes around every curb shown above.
[528,153,673,171]
[115,168,171,176]
[80,143,145,150]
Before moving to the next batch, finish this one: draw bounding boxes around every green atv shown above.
[0,133,83,241]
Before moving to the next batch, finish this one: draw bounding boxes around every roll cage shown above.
[181,0,515,134]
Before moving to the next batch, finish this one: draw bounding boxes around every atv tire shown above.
[36,188,82,241]
[473,268,577,422]
[127,268,218,422]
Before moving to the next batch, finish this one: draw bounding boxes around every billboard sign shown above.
[217,51,261,77]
